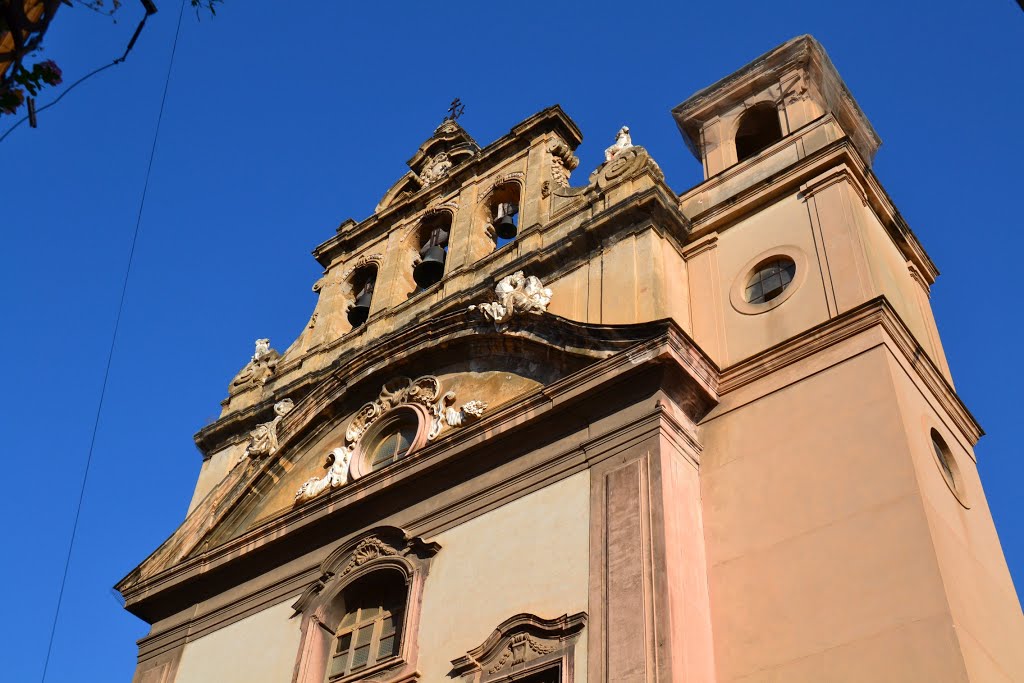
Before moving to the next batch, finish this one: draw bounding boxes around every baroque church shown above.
[119,36,1024,682]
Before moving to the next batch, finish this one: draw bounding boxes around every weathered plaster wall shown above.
[187,441,246,514]
[173,599,301,683]
[701,346,970,681]
[416,471,590,681]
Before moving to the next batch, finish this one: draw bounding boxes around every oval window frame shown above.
[927,426,970,509]
[729,246,809,315]
[347,405,431,482]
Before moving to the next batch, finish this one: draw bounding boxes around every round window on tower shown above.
[729,247,807,315]
[929,428,969,507]
[745,257,796,304]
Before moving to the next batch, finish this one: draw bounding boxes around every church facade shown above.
[119,36,1024,682]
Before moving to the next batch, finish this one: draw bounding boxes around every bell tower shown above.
[669,35,1024,681]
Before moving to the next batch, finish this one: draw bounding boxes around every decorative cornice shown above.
[718,296,982,446]
[450,612,587,677]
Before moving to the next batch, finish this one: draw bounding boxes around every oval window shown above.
[367,416,418,472]
[745,257,796,304]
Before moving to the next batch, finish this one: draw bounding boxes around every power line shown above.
[39,1,187,680]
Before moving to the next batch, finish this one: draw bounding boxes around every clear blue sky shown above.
[4,1,1022,680]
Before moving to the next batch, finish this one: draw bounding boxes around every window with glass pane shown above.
[327,574,406,681]
[368,419,418,470]
[745,257,796,304]
[931,430,955,484]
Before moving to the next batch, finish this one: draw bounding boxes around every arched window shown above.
[347,265,378,328]
[291,529,438,683]
[326,572,406,681]
[735,103,783,163]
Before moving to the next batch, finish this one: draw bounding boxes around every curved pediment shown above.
[377,120,480,213]
[117,310,691,599]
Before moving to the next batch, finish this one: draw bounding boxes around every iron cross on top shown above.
[446,98,465,121]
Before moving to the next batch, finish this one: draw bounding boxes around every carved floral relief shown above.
[295,376,487,503]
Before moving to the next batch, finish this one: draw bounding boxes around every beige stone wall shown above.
[187,441,246,514]
[854,200,952,381]
[707,193,831,365]
[545,226,692,334]
[173,599,301,683]
[417,471,590,680]
[701,345,970,681]
[886,352,1024,680]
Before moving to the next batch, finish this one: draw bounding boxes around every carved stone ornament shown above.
[341,253,384,282]
[419,151,453,186]
[295,376,487,502]
[469,271,553,327]
[548,137,580,189]
[242,398,295,460]
[450,612,587,681]
[230,338,280,392]
[603,125,633,162]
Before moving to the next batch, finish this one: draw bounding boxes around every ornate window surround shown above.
[291,527,440,683]
[450,612,587,683]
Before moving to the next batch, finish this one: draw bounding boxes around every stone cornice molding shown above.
[681,133,938,283]
[672,35,880,165]
[718,296,982,446]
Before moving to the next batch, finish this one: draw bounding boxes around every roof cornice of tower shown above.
[672,35,881,167]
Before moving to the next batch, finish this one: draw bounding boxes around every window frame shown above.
[927,427,970,508]
[729,246,809,316]
[291,528,440,683]
[325,575,406,681]
[346,405,431,482]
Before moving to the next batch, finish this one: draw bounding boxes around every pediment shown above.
[377,119,480,213]
[116,311,686,602]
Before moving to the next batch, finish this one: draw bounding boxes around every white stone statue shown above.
[604,126,633,162]
[231,338,280,390]
[470,271,553,326]
[252,338,273,363]
[295,447,352,502]
[243,398,295,460]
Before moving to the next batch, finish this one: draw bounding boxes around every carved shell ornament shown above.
[295,376,487,502]
[469,271,553,327]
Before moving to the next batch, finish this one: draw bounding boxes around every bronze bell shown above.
[414,244,446,289]
[494,215,517,240]
[347,281,373,327]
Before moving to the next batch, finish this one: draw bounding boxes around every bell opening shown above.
[489,182,521,247]
[413,216,451,290]
[347,266,377,328]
